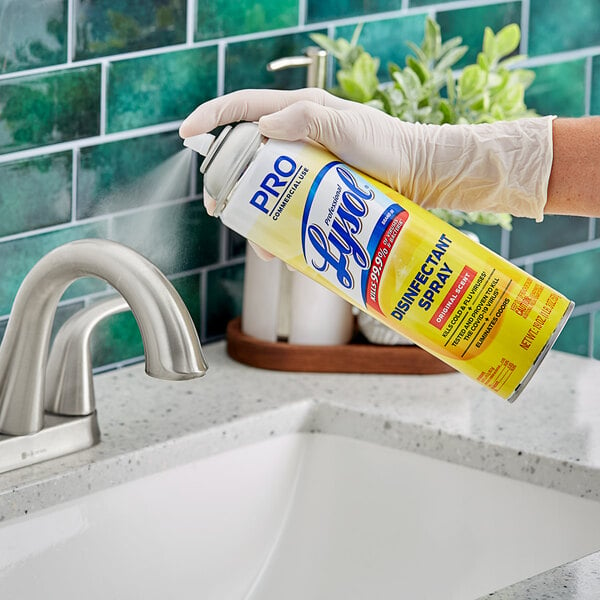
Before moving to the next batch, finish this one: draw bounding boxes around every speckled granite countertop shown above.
[1,341,600,598]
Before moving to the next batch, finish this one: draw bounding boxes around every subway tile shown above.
[205,263,244,339]
[529,0,600,57]
[0,152,72,237]
[525,60,586,117]
[106,47,218,133]
[591,56,600,117]
[171,273,202,333]
[462,223,503,256]
[436,2,521,68]
[225,30,325,92]
[307,0,402,24]
[77,132,190,219]
[196,0,298,40]
[553,313,590,357]
[336,14,426,81]
[229,231,247,259]
[91,309,143,368]
[0,66,101,155]
[0,222,109,316]
[532,247,600,307]
[110,200,220,275]
[74,0,186,60]
[0,0,67,74]
[509,216,590,260]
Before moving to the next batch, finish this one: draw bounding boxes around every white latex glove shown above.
[180,87,554,222]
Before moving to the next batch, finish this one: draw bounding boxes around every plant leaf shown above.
[406,40,428,64]
[459,65,486,100]
[436,45,468,71]
[482,27,496,60]
[495,23,521,58]
[407,55,429,84]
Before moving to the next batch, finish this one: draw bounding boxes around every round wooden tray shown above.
[226,317,455,375]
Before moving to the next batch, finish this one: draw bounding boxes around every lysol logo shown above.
[249,155,297,214]
[303,164,374,289]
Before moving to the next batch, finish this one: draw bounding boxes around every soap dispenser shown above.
[240,47,354,345]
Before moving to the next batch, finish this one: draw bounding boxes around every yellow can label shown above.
[221,138,573,400]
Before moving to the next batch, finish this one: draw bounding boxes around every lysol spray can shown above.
[184,122,574,402]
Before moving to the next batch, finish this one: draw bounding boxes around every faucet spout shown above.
[0,239,207,436]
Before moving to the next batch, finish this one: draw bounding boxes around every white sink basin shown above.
[2,433,600,599]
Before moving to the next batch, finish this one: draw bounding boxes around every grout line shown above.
[589,218,597,241]
[0,121,183,164]
[67,0,75,63]
[585,55,593,116]
[99,61,108,136]
[500,227,511,259]
[0,194,203,245]
[571,301,600,318]
[520,0,530,55]
[217,41,226,96]
[298,0,307,26]
[521,46,600,69]
[187,0,196,45]
[511,237,600,267]
[71,147,79,223]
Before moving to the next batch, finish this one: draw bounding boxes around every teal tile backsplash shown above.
[77,131,189,218]
[0,66,100,154]
[74,0,186,60]
[196,0,298,40]
[509,216,590,260]
[336,14,426,80]
[526,60,587,118]
[0,152,72,236]
[225,31,324,92]
[533,247,600,307]
[528,0,600,57]
[592,56,600,116]
[0,222,108,316]
[0,0,598,369]
[436,2,521,67]
[307,0,402,24]
[106,47,218,133]
[0,0,67,74]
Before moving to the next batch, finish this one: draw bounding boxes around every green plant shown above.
[311,18,538,230]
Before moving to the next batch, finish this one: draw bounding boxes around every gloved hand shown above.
[180,87,554,222]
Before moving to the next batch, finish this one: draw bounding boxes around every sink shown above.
[2,433,600,599]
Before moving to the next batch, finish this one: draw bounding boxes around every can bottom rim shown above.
[506,300,575,403]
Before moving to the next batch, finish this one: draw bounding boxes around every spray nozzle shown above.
[183,133,215,156]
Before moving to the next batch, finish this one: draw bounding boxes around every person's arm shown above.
[546,117,600,217]
[180,89,597,220]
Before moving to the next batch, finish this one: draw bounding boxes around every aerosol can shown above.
[185,123,573,402]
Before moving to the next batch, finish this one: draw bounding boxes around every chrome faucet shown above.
[0,239,207,473]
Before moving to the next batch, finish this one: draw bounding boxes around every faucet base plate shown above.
[0,412,100,475]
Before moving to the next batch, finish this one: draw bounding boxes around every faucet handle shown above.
[45,297,131,416]
[267,46,327,88]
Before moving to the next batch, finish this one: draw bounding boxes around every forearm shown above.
[546,117,600,217]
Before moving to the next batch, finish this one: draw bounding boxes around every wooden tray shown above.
[226,317,455,375]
